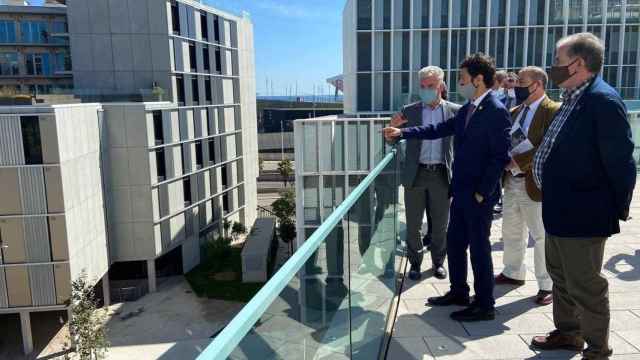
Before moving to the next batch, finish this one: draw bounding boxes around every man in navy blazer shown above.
[529,33,636,360]
[384,54,511,322]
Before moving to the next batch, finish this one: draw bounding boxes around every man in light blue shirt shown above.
[388,66,461,281]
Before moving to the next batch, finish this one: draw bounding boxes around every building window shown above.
[357,33,371,71]
[191,77,200,104]
[208,139,216,163]
[188,42,196,71]
[54,51,71,72]
[205,78,212,103]
[214,48,222,73]
[153,111,164,145]
[183,177,192,204]
[0,20,16,43]
[195,141,203,168]
[357,0,372,30]
[21,21,49,43]
[171,2,180,34]
[176,75,185,104]
[203,47,210,72]
[25,53,51,76]
[21,116,42,165]
[221,165,228,188]
[222,193,229,214]
[200,12,209,40]
[213,16,220,42]
[155,149,166,180]
[0,53,19,75]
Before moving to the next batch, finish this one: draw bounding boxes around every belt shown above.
[419,163,446,171]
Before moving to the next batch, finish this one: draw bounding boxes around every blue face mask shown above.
[459,82,477,100]
[419,88,438,104]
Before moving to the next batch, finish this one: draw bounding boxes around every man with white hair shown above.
[388,66,461,281]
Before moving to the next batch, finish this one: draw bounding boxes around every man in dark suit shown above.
[530,33,636,360]
[388,66,461,281]
[384,53,511,322]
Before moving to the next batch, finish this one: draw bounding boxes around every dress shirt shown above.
[512,95,545,136]
[419,102,445,164]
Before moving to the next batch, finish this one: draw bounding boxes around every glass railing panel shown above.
[203,141,401,360]
[346,146,400,359]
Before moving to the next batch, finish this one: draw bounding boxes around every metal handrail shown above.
[196,146,399,360]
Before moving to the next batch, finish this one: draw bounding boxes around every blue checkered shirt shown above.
[532,78,594,189]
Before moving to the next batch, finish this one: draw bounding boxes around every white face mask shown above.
[507,88,516,98]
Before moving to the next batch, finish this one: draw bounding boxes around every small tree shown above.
[66,272,109,360]
[272,189,297,257]
[278,220,296,256]
[231,221,247,242]
[277,159,293,187]
[271,189,295,223]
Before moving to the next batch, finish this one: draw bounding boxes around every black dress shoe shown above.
[450,305,495,322]
[427,291,470,307]
[433,265,447,280]
[408,264,421,281]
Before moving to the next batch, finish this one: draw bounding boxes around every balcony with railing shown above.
[195,108,640,359]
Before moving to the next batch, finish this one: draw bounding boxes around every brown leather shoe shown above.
[495,273,525,286]
[531,330,585,352]
[535,290,553,306]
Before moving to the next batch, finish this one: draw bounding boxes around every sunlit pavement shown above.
[389,187,640,360]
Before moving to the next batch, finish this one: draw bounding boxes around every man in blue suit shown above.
[384,54,511,322]
[530,33,636,360]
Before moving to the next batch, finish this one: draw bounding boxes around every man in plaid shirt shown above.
[530,33,636,360]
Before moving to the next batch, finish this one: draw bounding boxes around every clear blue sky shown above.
[207,0,344,96]
[32,0,344,96]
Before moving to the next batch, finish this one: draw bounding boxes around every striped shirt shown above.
[532,78,594,189]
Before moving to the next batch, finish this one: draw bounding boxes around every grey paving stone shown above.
[423,335,536,359]
[462,313,555,337]
[393,314,468,338]
[386,337,435,360]
[617,331,640,353]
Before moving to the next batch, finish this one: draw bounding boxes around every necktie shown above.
[517,106,530,132]
[465,104,476,129]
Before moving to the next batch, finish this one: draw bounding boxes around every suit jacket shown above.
[507,96,561,202]
[401,93,511,204]
[398,100,461,187]
[541,77,636,238]
[501,94,521,110]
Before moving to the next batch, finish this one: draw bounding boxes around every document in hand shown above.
[508,123,534,176]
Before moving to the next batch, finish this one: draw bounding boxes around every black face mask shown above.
[549,59,579,86]
[514,84,536,103]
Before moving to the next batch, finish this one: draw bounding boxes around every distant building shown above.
[0,103,108,354]
[66,0,258,292]
[343,0,640,114]
[0,0,258,355]
[0,0,72,95]
[261,108,343,133]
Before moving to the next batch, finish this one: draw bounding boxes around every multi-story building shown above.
[343,0,640,114]
[0,0,72,95]
[66,0,258,290]
[0,103,109,354]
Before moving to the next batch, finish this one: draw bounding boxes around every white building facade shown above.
[0,103,109,354]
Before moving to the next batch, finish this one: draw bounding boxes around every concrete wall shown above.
[53,104,109,283]
[101,102,158,262]
[342,0,357,114]
[237,15,257,230]
[67,0,172,97]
